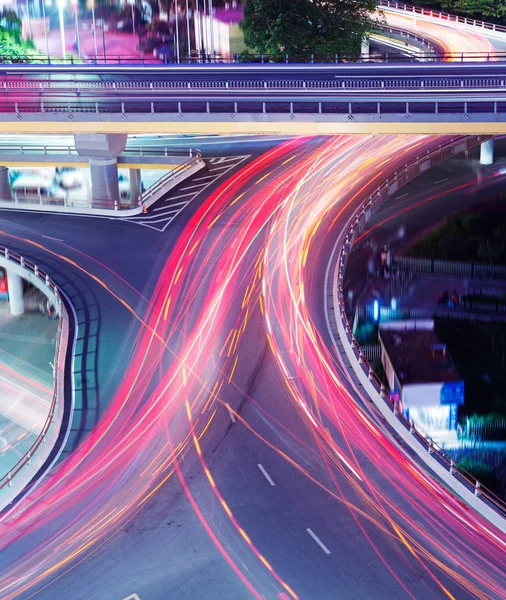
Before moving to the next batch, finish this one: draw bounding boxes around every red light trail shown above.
[0,132,503,598]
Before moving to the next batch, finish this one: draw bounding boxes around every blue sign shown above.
[449,403,458,430]
[440,381,464,406]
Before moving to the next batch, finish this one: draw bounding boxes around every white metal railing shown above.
[0,247,68,494]
[136,153,204,209]
[3,76,506,94]
[13,190,69,206]
[4,152,203,214]
[331,134,506,520]
[381,0,506,34]
[373,23,437,58]
[0,144,198,159]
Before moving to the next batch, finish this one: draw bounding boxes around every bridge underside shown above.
[1,115,505,135]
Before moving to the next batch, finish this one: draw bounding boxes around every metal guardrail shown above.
[381,0,506,33]
[334,134,506,518]
[6,153,202,212]
[0,152,202,214]
[0,247,65,494]
[0,144,199,158]
[4,99,506,118]
[396,255,506,279]
[0,48,504,66]
[138,155,203,207]
[373,23,437,58]
[5,76,506,91]
[359,303,506,321]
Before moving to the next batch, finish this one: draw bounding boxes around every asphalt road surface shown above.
[0,135,503,600]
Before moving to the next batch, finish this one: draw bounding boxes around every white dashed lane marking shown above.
[258,464,275,486]
[306,528,331,554]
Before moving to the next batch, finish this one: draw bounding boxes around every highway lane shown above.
[3,62,506,83]
[259,135,506,595]
[0,138,275,457]
[0,9,505,599]
[0,136,503,600]
[0,134,297,155]
[383,7,506,56]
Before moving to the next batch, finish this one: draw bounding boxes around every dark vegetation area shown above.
[406,201,506,264]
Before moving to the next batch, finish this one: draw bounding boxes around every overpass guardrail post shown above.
[329,133,506,527]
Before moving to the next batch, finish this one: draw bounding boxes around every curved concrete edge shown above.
[0,158,205,218]
[370,33,434,58]
[142,158,205,212]
[0,256,59,311]
[0,265,76,517]
[322,163,506,536]
[382,6,506,43]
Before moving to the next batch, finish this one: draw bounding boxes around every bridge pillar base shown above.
[89,159,121,208]
[480,139,494,165]
[0,167,11,201]
[361,36,369,59]
[75,134,127,208]
[129,168,142,207]
[7,270,24,315]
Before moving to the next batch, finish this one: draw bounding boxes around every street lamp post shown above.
[202,0,207,55]
[41,0,50,58]
[91,0,99,60]
[174,0,180,63]
[57,0,66,61]
[25,0,32,39]
[101,19,106,60]
[128,0,135,35]
[72,0,81,57]
[185,0,190,59]
[196,0,204,60]
[209,0,214,60]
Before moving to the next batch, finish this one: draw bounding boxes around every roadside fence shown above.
[357,303,506,322]
[331,134,506,518]
[395,255,506,280]
[360,343,382,362]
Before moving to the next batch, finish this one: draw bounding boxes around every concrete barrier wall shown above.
[0,250,73,513]
[324,135,506,531]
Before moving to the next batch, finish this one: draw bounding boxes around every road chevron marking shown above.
[127,154,251,231]
[122,595,140,600]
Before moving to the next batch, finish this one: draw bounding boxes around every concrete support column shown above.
[7,270,24,315]
[0,167,11,201]
[480,139,494,165]
[361,36,369,58]
[74,133,127,208]
[89,159,120,207]
[129,168,142,206]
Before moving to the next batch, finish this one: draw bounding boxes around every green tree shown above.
[442,0,506,21]
[242,0,376,57]
[0,28,38,62]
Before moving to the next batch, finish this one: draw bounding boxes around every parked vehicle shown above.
[55,168,84,190]
[12,175,65,204]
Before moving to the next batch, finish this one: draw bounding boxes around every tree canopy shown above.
[414,0,506,23]
[0,27,38,62]
[242,0,377,57]
[445,0,506,21]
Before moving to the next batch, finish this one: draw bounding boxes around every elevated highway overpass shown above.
[0,6,505,598]
[1,63,506,134]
